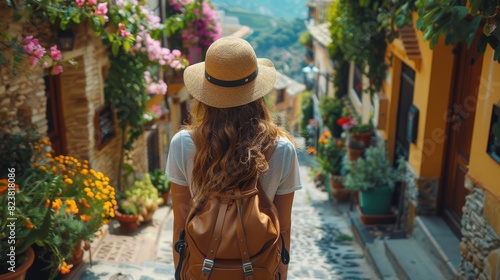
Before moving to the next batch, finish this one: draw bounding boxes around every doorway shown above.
[44,74,67,156]
[394,63,415,162]
[441,43,483,237]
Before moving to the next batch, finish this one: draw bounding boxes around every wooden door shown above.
[442,43,483,237]
[44,75,67,156]
[395,63,415,161]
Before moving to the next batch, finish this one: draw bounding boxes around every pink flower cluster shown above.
[133,29,183,69]
[170,0,222,50]
[140,6,161,30]
[23,36,64,74]
[118,23,131,37]
[144,71,168,95]
[151,105,163,118]
[23,36,46,69]
[75,0,97,7]
[94,2,109,22]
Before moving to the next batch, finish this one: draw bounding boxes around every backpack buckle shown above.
[202,259,214,274]
[242,262,253,276]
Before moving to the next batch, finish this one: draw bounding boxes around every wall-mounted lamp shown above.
[57,29,75,51]
[302,65,319,91]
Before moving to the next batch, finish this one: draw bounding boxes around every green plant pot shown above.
[359,187,393,215]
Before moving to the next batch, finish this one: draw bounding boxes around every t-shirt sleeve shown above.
[165,131,189,186]
[275,140,302,195]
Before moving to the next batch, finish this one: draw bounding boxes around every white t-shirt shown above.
[165,130,302,201]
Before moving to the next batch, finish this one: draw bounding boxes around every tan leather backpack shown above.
[174,144,289,280]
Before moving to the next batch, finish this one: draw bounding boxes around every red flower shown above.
[337,117,352,126]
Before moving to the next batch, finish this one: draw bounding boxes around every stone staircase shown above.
[351,212,461,280]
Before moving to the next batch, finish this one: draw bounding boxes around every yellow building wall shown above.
[469,46,500,197]
[383,14,454,178]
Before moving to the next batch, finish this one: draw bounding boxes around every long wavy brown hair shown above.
[185,97,293,205]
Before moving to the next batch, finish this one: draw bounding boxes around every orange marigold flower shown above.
[318,137,327,145]
[52,198,62,212]
[0,186,7,195]
[80,214,91,221]
[25,218,34,230]
[81,198,91,208]
[45,199,51,208]
[40,166,47,171]
[58,260,73,274]
[307,146,317,155]
[336,140,343,148]
[65,199,79,214]
[64,178,73,185]
[322,130,331,138]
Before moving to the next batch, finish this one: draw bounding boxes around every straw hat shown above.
[183,36,277,108]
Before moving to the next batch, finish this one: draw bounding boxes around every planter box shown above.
[356,205,396,225]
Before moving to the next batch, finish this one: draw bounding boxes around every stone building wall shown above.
[1,14,152,189]
[57,23,151,188]
[0,10,49,137]
[460,175,500,280]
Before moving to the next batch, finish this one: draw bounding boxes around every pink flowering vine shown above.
[169,0,222,50]
[23,36,45,69]
[151,105,163,118]
[50,45,62,61]
[118,23,131,38]
[94,3,109,22]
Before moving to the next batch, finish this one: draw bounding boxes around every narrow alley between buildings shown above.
[72,137,377,280]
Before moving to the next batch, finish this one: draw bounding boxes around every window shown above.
[276,89,285,104]
[353,64,363,102]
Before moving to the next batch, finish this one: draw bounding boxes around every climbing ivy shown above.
[415,0,500,62]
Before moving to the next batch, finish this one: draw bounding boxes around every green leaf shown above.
[72,14,81,24]
[91,17,101,31]
[112,41,121,56]
[451,6,469,20]
[123,40,131,52]
[395,14,407,27]
[108,34,115,43]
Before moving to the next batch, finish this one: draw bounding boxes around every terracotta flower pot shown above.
[346,146,365,161]
[329,175,350,202]
[69,241,84,266]
[115,211,140,234]
[350,131,373,147]
[0,247,35,280]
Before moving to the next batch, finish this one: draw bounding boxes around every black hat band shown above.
[205,68,258,87]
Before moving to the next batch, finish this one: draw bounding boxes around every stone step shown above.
[365,240,400,280]
[384,238,446,280]
[412,216,460,279]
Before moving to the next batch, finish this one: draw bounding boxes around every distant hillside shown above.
[212,0,309,21]
[213,1,309,81]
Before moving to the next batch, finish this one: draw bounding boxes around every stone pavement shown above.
[67,147,379,279]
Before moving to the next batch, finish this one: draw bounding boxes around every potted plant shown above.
[317,131,349,202]
[124,174,164,223]
[27,140,117,279]
[337,116,374,160]
[150,169,171,207]
[319,96,344,138]
[343,141,406,216]
[1,132,117,279]
[115,198,141,234]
